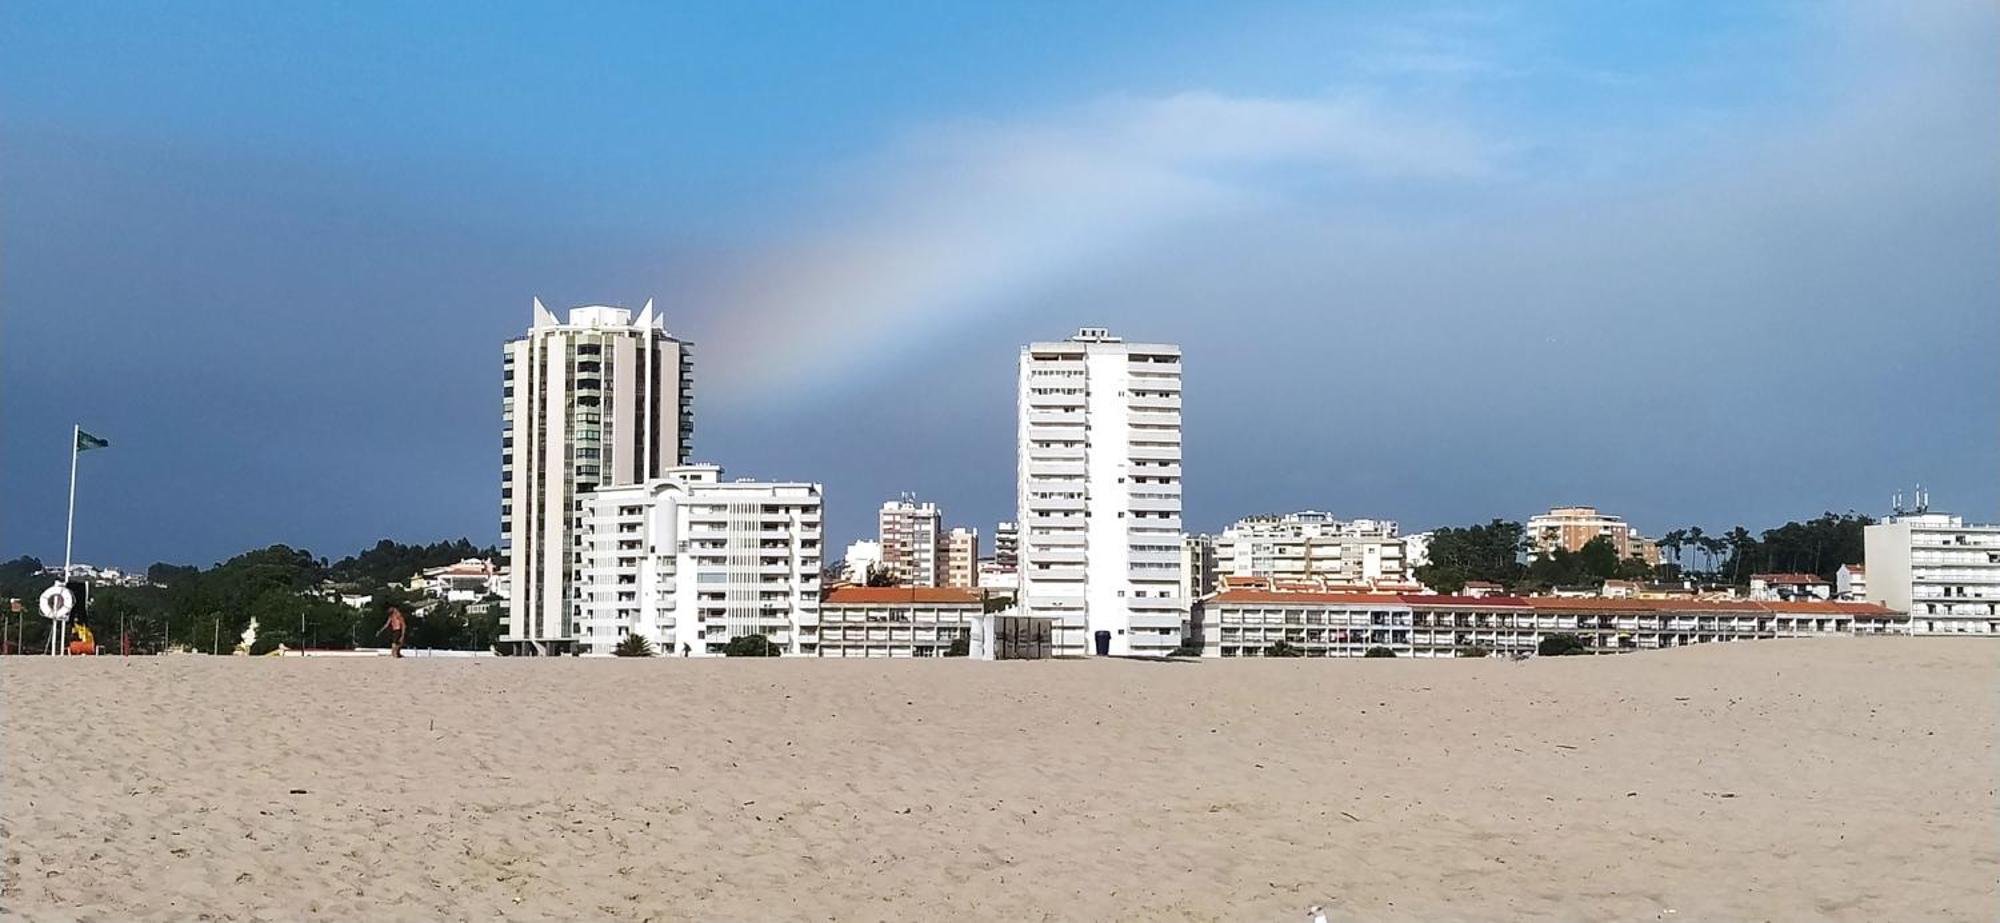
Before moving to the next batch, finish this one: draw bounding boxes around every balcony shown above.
[1028,410,1087,427]
[1028,460,1087,479]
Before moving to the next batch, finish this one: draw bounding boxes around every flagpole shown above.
[59,424,79,656]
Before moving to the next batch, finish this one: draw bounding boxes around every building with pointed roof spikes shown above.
[501,299,693,654]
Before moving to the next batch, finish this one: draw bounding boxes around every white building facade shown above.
[818,587,982,657]
[1835,563,1867,601]
[1215,512,1410,587]
[574,465,822,656]
[1865,512,2000,635]
[1017,328,1185,656]
[503,299,692,654]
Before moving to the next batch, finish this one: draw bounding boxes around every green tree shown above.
[1363,646,1397,658]
[327,538,493,588]
[614,633,656,657]
[1537,633,1590,656]
[723,634,782,657]
[1414,520,1526,593]
[146,562,200,586]
[1265,640,1305,657]
[945,636,969,657]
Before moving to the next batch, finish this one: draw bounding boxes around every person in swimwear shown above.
[379,605,407,658]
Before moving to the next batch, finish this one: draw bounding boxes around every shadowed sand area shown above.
[3,639,1995,921]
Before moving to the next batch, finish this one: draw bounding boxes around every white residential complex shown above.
[1202,591,1903,658]
[1865,511,2000,635]
[1017,328,1185,656]
[503,300,692,654]
[878,495,944,587]
[574,465,823,656]
[1215,512,1412,588]
[818,587,982,657]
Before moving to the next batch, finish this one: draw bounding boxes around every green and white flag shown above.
[76,430,109,452]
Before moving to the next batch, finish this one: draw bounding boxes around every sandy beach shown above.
[3,639,1995,921]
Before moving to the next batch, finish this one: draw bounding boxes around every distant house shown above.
[1835,564,1867,601]
[1460,581,1505,598]
[411,558,500,603]
[1749,573,1832,602]
[1600,579,1641,599]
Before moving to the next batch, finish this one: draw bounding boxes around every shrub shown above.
[1168,640,1204,658]
[1458,645,1491,658]
[1537,633,1590,657]
[1364,646,1397,658]
[945,636,969,657]
[613,633,655,657]
[1265,640,1305,658]
[723,634,782,657]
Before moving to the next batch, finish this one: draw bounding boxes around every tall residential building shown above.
[1214,512,1410,587]
[503,299,692,654]
[1017,327,1185,656]
[944,527,980,588]
[1526,505,1661,565]
[877,495,943,587]
[574,465,822,656]
[1865,511,2000,635]
[1182,534,1219,600]
[993,521,1020,569]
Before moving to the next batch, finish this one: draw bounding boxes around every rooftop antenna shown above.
[1892,490,1904,517]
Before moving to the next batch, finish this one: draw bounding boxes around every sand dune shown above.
[3,639,1995,921]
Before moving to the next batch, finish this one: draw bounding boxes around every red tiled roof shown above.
[821,587,983,605]
[1210,590,1406,606]
[1751,573,1827,585]
[1400,594,1533,608]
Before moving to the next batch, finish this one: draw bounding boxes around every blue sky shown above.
[3,1,1995,569]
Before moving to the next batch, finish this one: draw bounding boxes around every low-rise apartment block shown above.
[818,586,983,657]
[1216,512,1409,585]
[1201,591,1903,658]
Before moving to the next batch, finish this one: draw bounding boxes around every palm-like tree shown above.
[1685,526,1709,576]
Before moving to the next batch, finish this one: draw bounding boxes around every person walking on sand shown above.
[379,605,407,658]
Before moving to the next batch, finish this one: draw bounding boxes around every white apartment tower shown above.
[574,465,822,656]
[1017,328,1185,656]
[502,299,692,654]
[1865,509,2000,635]
[878,495,944,587]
